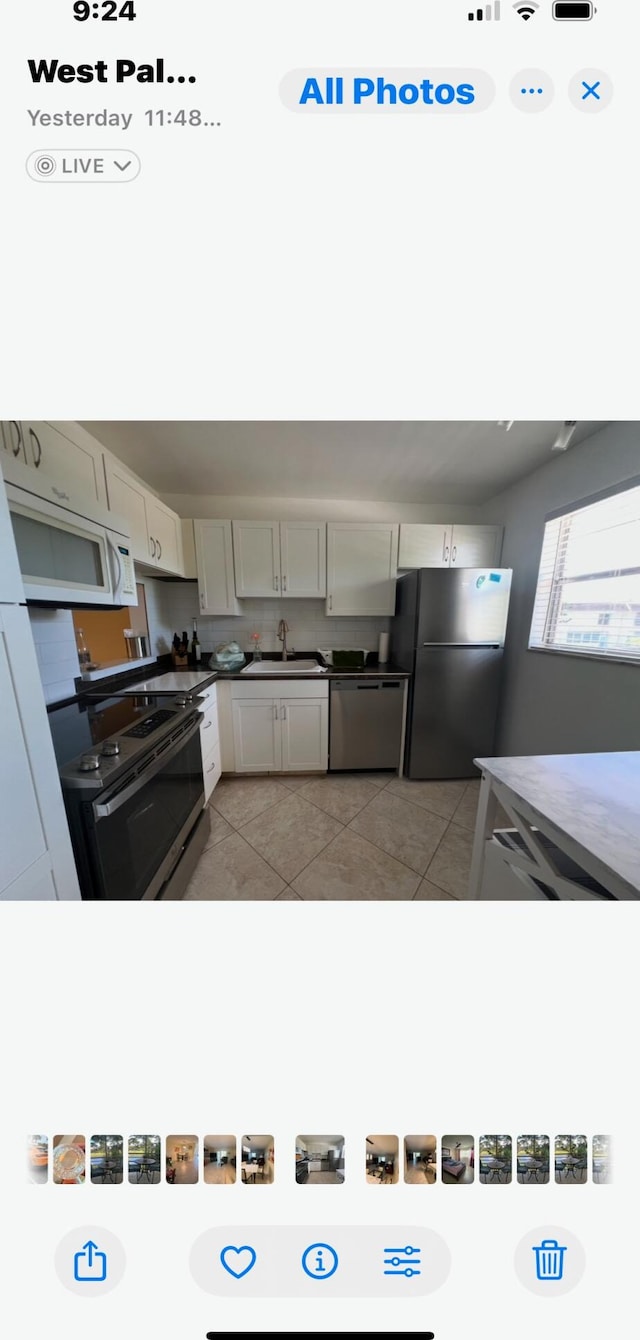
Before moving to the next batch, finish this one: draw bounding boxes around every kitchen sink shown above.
[240,660,326,675]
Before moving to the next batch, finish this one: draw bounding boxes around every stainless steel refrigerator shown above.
[390,567,512,779]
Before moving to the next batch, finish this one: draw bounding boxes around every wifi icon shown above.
[513,1,539,16]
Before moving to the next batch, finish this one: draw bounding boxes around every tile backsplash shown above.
[145,581,390,659]
[29,608,79,704]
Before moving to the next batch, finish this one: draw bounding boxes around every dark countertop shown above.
[53,653,409,709]
[215,658,411,681]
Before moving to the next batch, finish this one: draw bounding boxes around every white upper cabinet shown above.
[194,519,240,615]
[398,524,451,569]
[398,523,503,569]
[232,520,327,598]
[326,522,399,616]
[233,521,281,596]
[448,523,503,567]
[104,457,184,576]
[2,420,106,505]
[1,420,26,463]
[279,522,326,598]
[105,459,149,560]
[146,496,182,574]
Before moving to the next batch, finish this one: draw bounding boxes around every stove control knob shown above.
[175,693,192,707]
[101,741,121,757]
[79,753,101,772]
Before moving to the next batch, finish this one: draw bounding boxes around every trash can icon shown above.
[533,1239,567,1281]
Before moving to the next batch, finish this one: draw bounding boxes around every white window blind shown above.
[529,481,640,662]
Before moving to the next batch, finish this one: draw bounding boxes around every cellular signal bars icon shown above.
[468,2,501,17]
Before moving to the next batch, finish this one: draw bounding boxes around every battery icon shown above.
[552,1,596,17]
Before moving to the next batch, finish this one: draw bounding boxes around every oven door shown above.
[85,718,204,900]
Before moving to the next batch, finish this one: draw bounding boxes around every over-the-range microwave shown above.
[3,455,137,608]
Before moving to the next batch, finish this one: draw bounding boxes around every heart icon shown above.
[220,1245,257,1279]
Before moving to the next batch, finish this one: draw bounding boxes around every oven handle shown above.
[93,717,203,819]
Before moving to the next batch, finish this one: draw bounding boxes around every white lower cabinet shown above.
[203,741,222,802]
[198,682,222,803]
[232,699,281,772]
[280,698,328,771]
[230,679,328,773]
[0,604,80,900]
[0,856,58,902]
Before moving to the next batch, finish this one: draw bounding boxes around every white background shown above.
[4,903,634,1334]
[1,0,639,415]
[1,2,638,1336]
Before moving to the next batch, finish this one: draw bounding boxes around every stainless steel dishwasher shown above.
[329,678,405,771]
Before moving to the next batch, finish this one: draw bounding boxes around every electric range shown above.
[48,689,208,900]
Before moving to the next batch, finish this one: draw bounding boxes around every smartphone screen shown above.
[1,3,638,1336]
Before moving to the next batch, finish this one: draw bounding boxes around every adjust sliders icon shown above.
[383,1243,422,1277]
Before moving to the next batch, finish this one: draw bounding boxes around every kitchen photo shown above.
[1,420,638,903]
[295,1135,345,1184]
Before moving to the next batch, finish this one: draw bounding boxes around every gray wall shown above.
[480,422,640,756]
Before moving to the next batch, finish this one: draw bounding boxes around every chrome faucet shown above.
[277,619,290,661]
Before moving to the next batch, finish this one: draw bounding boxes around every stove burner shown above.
[123,708,176,739]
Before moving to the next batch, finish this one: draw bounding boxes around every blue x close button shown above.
[568,68,613,111]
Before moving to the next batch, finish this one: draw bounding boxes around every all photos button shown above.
[26,150,140,182]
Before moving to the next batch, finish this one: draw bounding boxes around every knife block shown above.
[171,650,189,667]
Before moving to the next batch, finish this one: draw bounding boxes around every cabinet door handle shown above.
[329,594,333,611]
[10,420,22,456]
[442,530,447,560]
[203,719,213,729]
[207,761,216,773]
[283,575,287,592]
[451,545,457,564]
[157,539,162,559]
[200,592,205,609]
[274,574,279,591]
[273,704,278,720]
[29,428,42,468]
[149,536,156,558]
[444,546,449,564]
[281,704,287,720]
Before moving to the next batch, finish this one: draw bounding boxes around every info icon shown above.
[509,69,554,112]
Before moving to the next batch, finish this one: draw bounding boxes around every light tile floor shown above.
[183,772,511,901]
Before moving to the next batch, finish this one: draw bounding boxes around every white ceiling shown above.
[241,1135,272,1153]
[405,1134,437,1154]
[81,421,606,505]
[203,1135,235,1154]
[366,1135,399,1157]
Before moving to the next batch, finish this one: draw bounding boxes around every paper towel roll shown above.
[378,631,389,663]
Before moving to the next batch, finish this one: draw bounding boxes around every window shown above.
[529,479,640,662]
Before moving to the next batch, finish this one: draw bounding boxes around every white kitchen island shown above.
[468,752,640,901]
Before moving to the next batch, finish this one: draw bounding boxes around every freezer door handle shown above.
[421,641,502,648]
